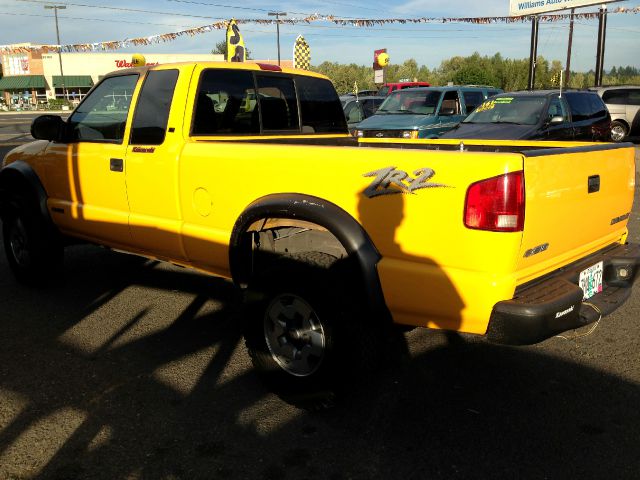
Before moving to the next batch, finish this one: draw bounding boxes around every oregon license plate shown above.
[579,261,603,300]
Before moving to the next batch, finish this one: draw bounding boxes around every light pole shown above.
[44,5,67,101]
[268,11,286,66]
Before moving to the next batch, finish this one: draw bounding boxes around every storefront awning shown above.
[52,75,94,88]
[0,75,47,90]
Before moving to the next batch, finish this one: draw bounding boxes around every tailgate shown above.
[516,143,636,284]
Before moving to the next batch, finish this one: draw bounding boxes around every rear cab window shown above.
[192,69,259,135]
[295,75,347,133]
[256,75,299,132]
[191,69,346,136]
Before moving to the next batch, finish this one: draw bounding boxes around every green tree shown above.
[309,54,640,93]
[313,61,376,94]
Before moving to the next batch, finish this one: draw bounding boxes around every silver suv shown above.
[590,86,640,141]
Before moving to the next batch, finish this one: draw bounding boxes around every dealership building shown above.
[0,44,292,107]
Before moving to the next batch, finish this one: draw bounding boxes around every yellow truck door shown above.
[44,73,140,245]
[125,66,193,260]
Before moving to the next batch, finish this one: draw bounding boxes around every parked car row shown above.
[353,85,502,139]
[340,84,639,142]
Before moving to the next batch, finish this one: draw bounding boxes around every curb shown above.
[0,110,66,115]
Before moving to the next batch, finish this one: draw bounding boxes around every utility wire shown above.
[15,0,226,21]
[1,7,569,34]
[0,11,198,28]
[166,0,351,18]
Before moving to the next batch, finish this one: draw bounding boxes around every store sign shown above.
[1,54,29,75]
[114,59,159,68]
[509,0,617,16]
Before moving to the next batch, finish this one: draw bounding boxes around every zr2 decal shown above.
[363,166,449,198]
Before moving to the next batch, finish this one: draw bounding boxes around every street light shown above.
[44,5,67,101]
[268,11,286,66]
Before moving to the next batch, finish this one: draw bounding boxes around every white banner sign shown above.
[509,0,618,16]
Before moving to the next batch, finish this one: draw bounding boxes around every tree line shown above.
[312,52,640,94]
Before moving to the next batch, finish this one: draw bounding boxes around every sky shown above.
[1,0,639,72]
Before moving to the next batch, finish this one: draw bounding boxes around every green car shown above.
[354,85,502,139]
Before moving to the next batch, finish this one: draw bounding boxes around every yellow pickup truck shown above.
[1,62,638,409]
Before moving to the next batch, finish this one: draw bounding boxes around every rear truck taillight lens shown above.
[464,171,525,232]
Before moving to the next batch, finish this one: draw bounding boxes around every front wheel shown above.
[243,252,379,410]
[2,196,63,285]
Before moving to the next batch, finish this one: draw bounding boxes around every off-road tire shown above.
[243,251,381,410]
[2,195,63,285]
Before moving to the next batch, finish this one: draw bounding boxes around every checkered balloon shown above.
[293,35,311,70]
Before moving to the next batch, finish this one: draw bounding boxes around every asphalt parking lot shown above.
[1,116,640,479]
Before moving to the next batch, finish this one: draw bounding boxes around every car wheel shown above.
[243,251,379,410]
[2,196,63,285]
[610,121,628,142]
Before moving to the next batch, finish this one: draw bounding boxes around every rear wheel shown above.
[2,195,63,285]
[243,252,379,410]
[610,120,628,142]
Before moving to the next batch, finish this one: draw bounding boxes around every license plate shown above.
[579,261,603,300]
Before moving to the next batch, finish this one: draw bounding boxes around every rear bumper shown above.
[486,243,640,345]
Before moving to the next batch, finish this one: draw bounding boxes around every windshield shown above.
[377,90,442,114]
[463,96,547,125]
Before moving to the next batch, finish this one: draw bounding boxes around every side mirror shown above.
[439,108,456,116]
[548,115,564,125]
[31,115,66,141]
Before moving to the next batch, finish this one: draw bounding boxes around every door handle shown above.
[588,175,600,193]
[110,158,124,172]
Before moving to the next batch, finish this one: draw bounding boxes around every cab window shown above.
[462,91,484,114]
[361,98,383,117]
[295,75,347,133]
[439,91,461,116]
[255,75,299,132]
[192,69,258,135]
[547,97,569,122]
[344,102,363,123]
[67,74,139,143]
[564,92,593,121]
[130,69,179,145]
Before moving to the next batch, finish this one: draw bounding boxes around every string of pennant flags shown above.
[0,6,638,54]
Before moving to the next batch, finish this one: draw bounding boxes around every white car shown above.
[590,86,640,141]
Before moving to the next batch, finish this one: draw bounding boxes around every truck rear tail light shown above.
[464,171,525,232]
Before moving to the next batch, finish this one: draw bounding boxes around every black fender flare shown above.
[230,193,387,315]
[0,160,55,232]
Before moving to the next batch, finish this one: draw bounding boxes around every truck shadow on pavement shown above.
[1,243,639,479]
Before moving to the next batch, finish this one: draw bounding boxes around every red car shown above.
[378,81,431,96]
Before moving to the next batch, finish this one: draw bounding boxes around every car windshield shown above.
[463,95,547,125]
[377,90,441,115]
